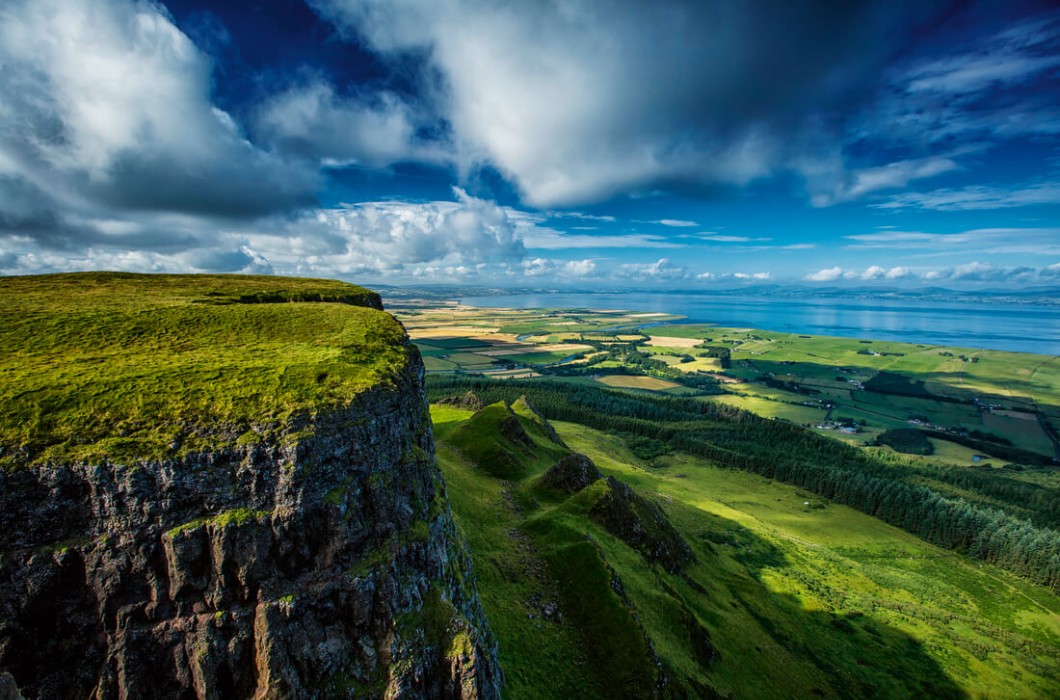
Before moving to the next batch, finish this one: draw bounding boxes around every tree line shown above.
[427,377,1060,591]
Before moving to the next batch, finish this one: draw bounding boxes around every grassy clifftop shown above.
[0,272,410,468]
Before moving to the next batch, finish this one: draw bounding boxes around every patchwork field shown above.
[706,393,828,424]
[392,298,1059,466]
[391,301,681,375]
[643,335,702,348]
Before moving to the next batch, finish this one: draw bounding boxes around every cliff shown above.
[0,273,501,699]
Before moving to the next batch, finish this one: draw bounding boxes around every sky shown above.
[0,0,1058,289]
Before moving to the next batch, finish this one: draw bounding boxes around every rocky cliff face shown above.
[0,356,501,699]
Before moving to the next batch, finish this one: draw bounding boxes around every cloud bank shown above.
[0,0,1055,287]
[0,0,317,235]
[313,0,941,207]
[805,262,1054,285]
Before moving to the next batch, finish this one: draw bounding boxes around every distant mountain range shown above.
[379,283,1060,306]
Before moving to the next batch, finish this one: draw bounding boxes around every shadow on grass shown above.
[505,486,968,698]
[663,498,968,699]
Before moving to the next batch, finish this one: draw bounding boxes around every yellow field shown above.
[595,375,681,390]
[407,325,501,337]
[478,343,594,357]
[672,358,721,373]
[644,335,702,348]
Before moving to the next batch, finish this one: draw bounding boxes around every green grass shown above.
[401,304,1058,459]
[471,309,681,338]
[637,324,722,339]
[655,324,1060,459]
[919,437,999,466]
[0,272,408,468]
[852,391,982,427]
[444,352,499,369]
[165,507,270,536]
[697,324,1058,407]
[446,401,566,479]
[413,343,451,357]
[509,350,579,365]
[982,411,1055,455]
[420,337,492,350]
[522,514,660,697]
[433,404,667,697]
[422,356,458,371]
[430,392,1059,698]
[557,420,1060,699]
[705,393,827,424]
[431,410,601,698]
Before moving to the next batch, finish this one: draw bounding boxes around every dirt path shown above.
[966,559,1056,615]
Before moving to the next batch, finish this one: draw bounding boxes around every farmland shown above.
[392,299,1059,467]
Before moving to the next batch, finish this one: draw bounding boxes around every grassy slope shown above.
[431,405,603,698]
[0,272,408,467]
[432,401,1060,699]
[559,421,1060,699]
[437,403,669,697]
[445,401,567,480]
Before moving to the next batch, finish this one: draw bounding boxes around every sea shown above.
[460,292,1060,356]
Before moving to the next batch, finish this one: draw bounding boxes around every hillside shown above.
[0,273,500,699]
[430,392,1060,698]
[0,272,405,467]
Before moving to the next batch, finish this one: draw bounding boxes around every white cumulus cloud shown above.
[805,267,844,282]
[563,259,597,276]
[255,81,433,167]
[0,0,316,226]
[618,258,690,280]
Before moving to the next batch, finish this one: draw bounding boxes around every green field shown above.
[510,350,578,365]
[595,375,682,391]
[431,405,602,697]
[655,325,1059,462]
[423,355,458,371]
[706,393,828,424]
[445,351,500,369]
[414,302,1059,696]
[708,326,1060,407]
[430,398,1060,698]
[0,272,408,467]
[395,302,1059,464]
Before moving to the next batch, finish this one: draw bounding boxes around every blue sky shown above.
[0,0,1058,288]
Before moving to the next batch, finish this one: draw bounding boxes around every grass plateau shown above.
[0,272,409,468]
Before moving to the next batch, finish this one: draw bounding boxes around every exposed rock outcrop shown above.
[540,453,602,494]
[590,477,694,575]
[496,414,534,451]
[436,392,486,412]
[509,396,566,448]
[0,349,501,699]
